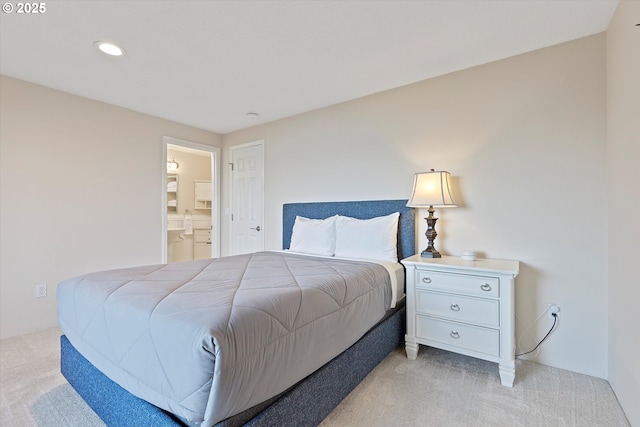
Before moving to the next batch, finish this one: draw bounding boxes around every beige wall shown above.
[223,34,608,378]
[0,76,221,339]
[606,1,640,425]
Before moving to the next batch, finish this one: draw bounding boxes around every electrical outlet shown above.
[547,303,560,319]
[35,284,47,298]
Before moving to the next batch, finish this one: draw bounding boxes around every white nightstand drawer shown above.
[416,290,500,327]
[416,315,500,356]
[416,271,499,298]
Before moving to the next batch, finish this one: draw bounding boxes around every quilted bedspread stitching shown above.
[73,265,165,359]
[146,260,214,395]
[60,252,392,422]
[222,254,252,341]
[217,253,389,371]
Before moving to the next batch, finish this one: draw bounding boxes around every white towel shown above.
[183,216,193,235]
[167,200,177,207]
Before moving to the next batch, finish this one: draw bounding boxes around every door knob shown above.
[250,226,261,232]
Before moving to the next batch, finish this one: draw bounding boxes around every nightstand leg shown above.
[405,336,419,360]
[499,362,515,387]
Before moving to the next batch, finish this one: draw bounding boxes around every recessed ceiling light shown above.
[94,41,125,57]
[246,112,259,120]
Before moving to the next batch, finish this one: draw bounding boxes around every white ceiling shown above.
[0,0,618,134]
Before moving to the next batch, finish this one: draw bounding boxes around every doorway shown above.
[162,136,220,263]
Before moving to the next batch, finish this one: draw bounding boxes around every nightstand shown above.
[401,254,520,386]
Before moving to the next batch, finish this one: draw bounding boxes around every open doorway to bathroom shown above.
[162,136,220,263]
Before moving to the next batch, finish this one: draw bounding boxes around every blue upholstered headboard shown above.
[282,199,416,260]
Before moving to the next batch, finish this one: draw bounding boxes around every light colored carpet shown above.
[0,327,630,426]
[321,347,630,427]
[0,328,103,427]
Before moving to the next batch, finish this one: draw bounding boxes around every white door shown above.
[230,141,264,255]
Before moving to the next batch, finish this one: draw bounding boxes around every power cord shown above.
[516,312,558,357]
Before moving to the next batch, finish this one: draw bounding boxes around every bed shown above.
[58,199,415,426]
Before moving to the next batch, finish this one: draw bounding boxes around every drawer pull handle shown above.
[450,330,460,339]
[422,277,432,284]
[480,283,492,291]
[450,303,460,311]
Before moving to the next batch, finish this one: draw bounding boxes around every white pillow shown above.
[334,212,400,262]
[289,215,337,256]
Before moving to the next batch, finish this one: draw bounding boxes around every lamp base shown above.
[421,206,442,258]
[420,249,441,258]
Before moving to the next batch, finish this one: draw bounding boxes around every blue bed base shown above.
[60,199,414,427]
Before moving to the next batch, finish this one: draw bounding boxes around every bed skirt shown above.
[61,301,406,427]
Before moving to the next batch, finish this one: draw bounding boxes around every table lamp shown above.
[407,169,457,258]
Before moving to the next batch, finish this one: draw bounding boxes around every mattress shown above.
[57,251,400,427]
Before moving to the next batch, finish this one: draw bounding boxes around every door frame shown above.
[228,139,265,255]
[162,136,221,263]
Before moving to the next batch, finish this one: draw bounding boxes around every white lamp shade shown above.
[407,170,457,207]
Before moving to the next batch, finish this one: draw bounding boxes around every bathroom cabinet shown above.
[193,228,212,260]
[194,180,212,209]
